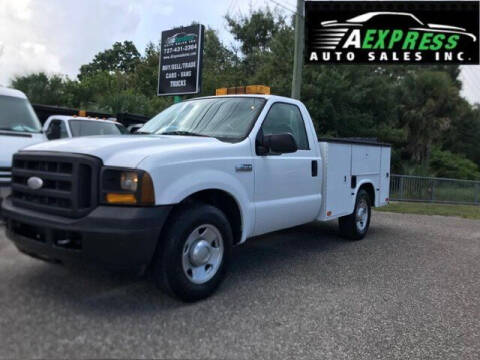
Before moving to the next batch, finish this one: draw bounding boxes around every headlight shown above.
[101,168,155,206]
[120,172,138,192]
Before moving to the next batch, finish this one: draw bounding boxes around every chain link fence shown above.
[390,174,480,205]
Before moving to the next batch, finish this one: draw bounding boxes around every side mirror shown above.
[257,132,297,155]
[46,125,60,140]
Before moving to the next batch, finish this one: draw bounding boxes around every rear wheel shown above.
[153,202,233,302]
[339,189,371,240]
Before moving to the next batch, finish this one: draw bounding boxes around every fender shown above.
[147,166,254,243]
[354,179,378,208]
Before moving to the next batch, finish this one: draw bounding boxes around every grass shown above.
[375,201,480,220]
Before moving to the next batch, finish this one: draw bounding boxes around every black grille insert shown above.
[11,152,101,218]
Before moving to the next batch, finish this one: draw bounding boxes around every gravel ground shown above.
[0,211,479,359]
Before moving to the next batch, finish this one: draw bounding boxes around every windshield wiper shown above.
[159,131,210,137]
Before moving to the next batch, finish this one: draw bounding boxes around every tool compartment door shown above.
[351,145,381,176]
[322,142,352,219]
[379,146,391,206]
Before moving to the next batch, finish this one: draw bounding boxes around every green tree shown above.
[430,148,480,180]
[199,28,242,96]
[226,8,281,55]
[248,17,294,96]
[11,72,76,106]
[132,42,161,97]
[442,101,480,167]
[226,8,286,76]
[302,66,400,141]
[78,41,140,80]
[397,70,459,165]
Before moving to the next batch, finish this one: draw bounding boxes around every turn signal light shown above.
[215,85,270,96]
[140,173,155,205]
[106,193,137,204]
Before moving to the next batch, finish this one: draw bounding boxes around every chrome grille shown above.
[11,152,101,218]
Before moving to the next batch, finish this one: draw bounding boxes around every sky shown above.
[0,0,287,84]
[0,0,479,104]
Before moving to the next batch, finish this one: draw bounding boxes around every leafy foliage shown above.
[78,41,140,80]
[11,73,76,106]
[397,70,458,165]
[429,148,480,180]
[9,8,480,179]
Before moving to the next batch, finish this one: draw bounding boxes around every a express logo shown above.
[305,1,480,64]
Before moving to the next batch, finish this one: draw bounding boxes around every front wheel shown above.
[339,189,371,240]
[153,202,233,302]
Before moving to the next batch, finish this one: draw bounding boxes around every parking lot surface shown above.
[0,211,479,359]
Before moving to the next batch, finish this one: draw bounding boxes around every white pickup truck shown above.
[2,94,390,301]
[43,115,128,140]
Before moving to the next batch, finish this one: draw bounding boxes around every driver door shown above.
[253,102,321,236]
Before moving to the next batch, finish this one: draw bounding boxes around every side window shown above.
[261,103,309,150]
[46,120,68,140]
[58,121,68,138]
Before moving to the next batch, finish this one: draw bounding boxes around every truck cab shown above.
[2,92,390,301]
[43,116,128,140]
[0,87,46,205]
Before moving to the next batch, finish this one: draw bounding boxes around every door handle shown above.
[311,160,318,177]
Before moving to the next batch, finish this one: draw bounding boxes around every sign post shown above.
[291,0,304,100]
[158,24,205,96]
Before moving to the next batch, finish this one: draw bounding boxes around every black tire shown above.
[339,189,371,240]
[153,202,233,302]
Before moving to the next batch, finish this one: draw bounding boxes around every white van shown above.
[0,88,46,203]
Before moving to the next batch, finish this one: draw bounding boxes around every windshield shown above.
[140,97,266,141]
[0,95,42,133]
[69,120,127,137]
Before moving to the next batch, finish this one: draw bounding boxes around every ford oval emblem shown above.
[27,176,43,190]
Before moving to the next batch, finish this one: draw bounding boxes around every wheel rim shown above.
[182,224,224,284]
[355,199,369,233]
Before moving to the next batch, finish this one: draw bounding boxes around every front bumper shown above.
[2,197,172,272]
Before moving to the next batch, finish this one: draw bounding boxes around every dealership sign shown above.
[158,24,205,96]
[305,1,479,64]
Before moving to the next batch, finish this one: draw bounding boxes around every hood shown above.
[22,135,225,168]
[0,132,46,167]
